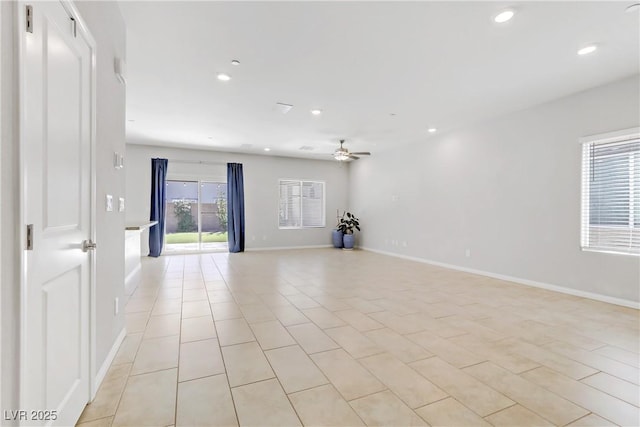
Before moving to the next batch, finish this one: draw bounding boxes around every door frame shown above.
[0,0,4,415]
[17,0,99,411]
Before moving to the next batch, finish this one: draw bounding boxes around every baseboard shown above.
[246,244,332,252]
[124,264,141,296]
[361,247,639,309]
[93,327,126,396]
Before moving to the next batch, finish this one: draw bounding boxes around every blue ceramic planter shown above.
[343,233,355,250]
[332,230,344,248]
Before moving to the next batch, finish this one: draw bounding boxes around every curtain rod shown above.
[168,159,227,166]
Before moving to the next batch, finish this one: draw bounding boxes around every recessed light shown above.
[217,73,231,81]
[264,148,271,152]
[311,109,323,115]
[231,59,240,65]
[127,119,135,122]
[207,136,213,139]
[577,45,597,56]
[626,3,640,13]
[494,9,514,23]
[428,128,437,133]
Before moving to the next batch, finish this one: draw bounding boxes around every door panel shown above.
[165,180,199,252]
[200,182,227,251]
[43,267,81,407]
[44,16,82,230]
[22,2,93,426]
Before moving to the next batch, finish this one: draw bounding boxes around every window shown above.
[581,128,640,255]
[279,180,325,228]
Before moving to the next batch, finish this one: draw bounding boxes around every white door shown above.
[21,2,93,426]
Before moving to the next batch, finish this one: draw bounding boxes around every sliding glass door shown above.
[201,182,228,251]
[165,180,227,252]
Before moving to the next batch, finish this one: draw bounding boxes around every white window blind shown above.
[581,131,640,256]
[279,180,325,228]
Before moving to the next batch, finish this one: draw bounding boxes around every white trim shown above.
[0,1,4,414]
[17,0,28,411]
[581,247,640,257]
[0,2,4,415]
[579,127,640,144]
[93,327,126,397]
[124,263,141,295]
[246,244,332,252]
[362,247,640,309]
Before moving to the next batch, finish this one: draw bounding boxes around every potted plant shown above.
[337,211,360,250]
[332,210,344,248]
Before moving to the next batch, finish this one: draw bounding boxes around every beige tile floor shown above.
[77,249,640,427]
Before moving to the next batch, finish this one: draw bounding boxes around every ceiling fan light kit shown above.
[332,139,371,161]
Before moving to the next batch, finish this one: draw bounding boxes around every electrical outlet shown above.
[119,197,125,212]
[402,241,407,247]
[106,195,113,212]
[465,249,471,258]
[114,297,119,315]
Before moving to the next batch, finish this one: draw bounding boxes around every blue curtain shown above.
[227,163,245,253]
[149,158,168,257]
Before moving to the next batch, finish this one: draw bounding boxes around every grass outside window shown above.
[165,232,228,244]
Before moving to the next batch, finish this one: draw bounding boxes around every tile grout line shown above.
[231,308,304,425]
[207,252,242,427]
[172,255,186,426]
[109,254,172,426]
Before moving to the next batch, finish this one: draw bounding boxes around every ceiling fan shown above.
[333,140,371,161]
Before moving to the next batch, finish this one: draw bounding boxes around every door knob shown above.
[82,240,97,252]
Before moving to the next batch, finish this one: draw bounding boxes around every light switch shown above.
[106,195,113,212]
[119,197,125,212]
[113,152,124,169]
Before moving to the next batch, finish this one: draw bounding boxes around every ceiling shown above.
[120,1,639,160]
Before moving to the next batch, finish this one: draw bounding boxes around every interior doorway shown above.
[164,180,228,252]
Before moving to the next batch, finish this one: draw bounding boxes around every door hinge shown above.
[25,5,33,33]
[26,224,33,250]
[70,17,77,38]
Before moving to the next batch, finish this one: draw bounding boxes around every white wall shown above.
[350,76,640,305]
[74,1,127,378]
[126,144,349,252]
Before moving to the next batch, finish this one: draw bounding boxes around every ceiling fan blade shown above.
[348,155,360,160]
[350,152,371,155]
